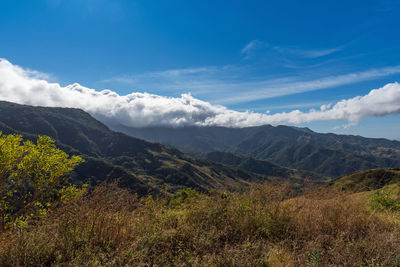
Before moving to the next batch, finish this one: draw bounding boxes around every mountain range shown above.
[0,101,320,194]
[116,124,400,177]
[3,100,400,195]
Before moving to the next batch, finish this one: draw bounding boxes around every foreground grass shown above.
[1,183,400,266]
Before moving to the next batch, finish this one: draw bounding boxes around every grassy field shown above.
[1,182,399,266]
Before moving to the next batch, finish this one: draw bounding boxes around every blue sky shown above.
[1,0,400,139]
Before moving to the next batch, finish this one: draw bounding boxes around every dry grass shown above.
[1,182,400,266]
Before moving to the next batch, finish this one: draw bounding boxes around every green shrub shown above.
[0,132,84,231]
[168,188,199,208]
[306,248,321,267]
[369,190,400,212]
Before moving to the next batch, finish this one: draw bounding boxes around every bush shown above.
[1,182,399,266]
[0,132,84,231]
[369,190,400,212]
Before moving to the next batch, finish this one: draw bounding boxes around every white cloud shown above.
[254,82,400,125]
[1,58,400,128]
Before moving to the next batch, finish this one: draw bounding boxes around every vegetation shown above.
[0,101,285,194]
[1,103,400,266]
[203,151,323,184]
[0,132,84,231]
[121,124,400,177]
[330,168,400,192]
[1,181,399,266]
[369,189,400,212]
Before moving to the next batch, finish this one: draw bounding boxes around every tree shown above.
[0,132,84,231]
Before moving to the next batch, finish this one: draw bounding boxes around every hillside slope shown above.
[202,151,321,185]
[0,101,311,193]
[329,168,400,192]
[117,125,400,177]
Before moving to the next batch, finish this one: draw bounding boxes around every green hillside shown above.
[0,101,310,193]
[329,168,400,192]
[118,125,400,177]
[203,151,322,185]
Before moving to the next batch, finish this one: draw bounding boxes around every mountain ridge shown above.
[0,101,319,193]
[114,124,400,177]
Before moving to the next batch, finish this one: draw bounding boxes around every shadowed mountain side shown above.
[0,101,302,194]
[115,125,400,177]
[202,151,322,184]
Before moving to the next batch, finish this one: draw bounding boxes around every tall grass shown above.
[1,182,399,266]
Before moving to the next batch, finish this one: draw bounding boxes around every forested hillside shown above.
[118,125,400,177]
[0,101,318,193]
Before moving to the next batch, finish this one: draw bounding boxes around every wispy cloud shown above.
[103,63,400,105]
[240,40,343,60]
[240,40,267,59]
[102,65,242,95]
[219,65,400,104]
[100,40,364,103]
[2,59,400,129]
[273,46,343,58]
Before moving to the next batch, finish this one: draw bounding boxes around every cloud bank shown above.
[1,58,400,128]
